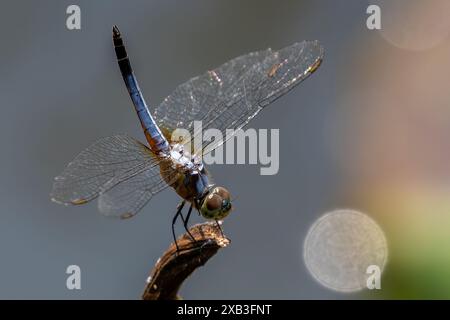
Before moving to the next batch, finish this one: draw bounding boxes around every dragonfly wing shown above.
[153,41,324,153]
[51,135,162,205]
[154,47,272,138]
[97,158,178,219]
[200,41,324,154]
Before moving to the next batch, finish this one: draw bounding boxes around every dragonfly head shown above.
[200,186,232,220]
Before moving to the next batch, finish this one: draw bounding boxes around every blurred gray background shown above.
[0,0,404,299]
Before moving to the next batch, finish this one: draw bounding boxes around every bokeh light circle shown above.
[372,0,450,51]
[303,209,388,292]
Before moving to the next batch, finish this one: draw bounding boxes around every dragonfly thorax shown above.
[169,143,204,174]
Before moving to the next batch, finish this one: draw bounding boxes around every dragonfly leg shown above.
[195,199,201,216]
[172,200,185,253]
[215,219,225,238]
[181,204,196,242]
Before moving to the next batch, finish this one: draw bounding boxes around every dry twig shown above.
[142,221,230,300]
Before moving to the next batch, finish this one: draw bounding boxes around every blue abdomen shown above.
[113,26,169,153]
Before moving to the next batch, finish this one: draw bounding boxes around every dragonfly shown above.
[51,25,323,250]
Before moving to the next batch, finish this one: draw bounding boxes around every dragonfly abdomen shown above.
[113,26,169,153]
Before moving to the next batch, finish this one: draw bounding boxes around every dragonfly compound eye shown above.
[213,186,231,201]
[206,194,222,211]
[222,199,231,211]
[200,193,232,220]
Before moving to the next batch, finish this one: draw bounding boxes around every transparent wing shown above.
[97,157,181,219]
[50,135,165,206]
[154,47,272,134]
[153,41,324,154]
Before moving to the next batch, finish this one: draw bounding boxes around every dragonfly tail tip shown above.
[112,25,121,37]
